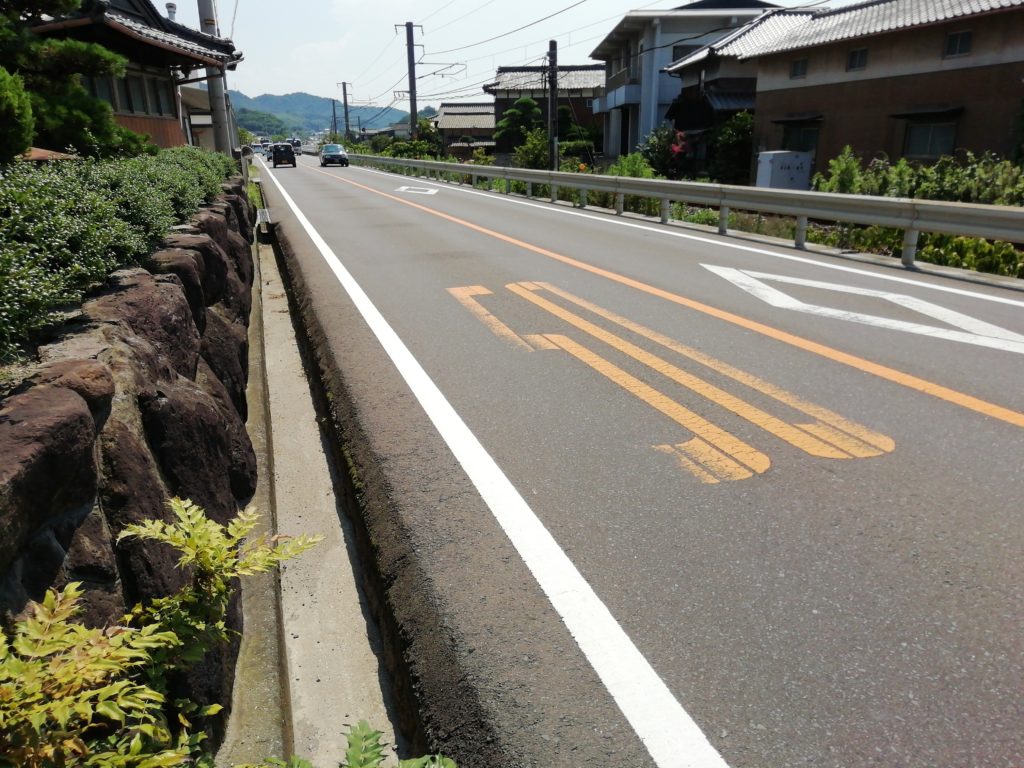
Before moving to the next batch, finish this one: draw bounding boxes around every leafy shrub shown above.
[0,66,33,164]
[603,153,659,216]
[0,583,187,768]
[637,124,688,180]
[0,146,238,361]
[558,140,595,165]
[513,127,549,170]
[810,146,1024,274]
[707,111,753,185]
[0,499,322,768]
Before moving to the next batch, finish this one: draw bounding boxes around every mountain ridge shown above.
[228,89,410,135]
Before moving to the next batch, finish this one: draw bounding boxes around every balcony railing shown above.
[606,67,639,91]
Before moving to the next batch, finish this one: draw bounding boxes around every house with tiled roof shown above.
[680,0,1024,170]
[483,65,604,153]
[662,8,811,172]
[33,0,241,148]
[433,102,496,157]
[590,0,777,158]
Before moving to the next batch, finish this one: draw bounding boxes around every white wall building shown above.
[590,0,776,157]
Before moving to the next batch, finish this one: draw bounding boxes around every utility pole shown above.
[397,22,422,139]
[331,99,337,137]
[340,82,352,140]
[197,0,231,154]
[547,39,558,170]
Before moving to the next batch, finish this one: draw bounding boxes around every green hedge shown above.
[810,147,1024,275]
[0,146,236,361]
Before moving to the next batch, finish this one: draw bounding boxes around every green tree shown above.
[0,0,153,156]
[416,116,443,156]
[0,66,33,162]
[494,96,542,150]
[708,110,753,185]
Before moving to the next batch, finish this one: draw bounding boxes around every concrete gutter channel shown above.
[218,209,407,765]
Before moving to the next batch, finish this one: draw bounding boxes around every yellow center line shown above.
[312,168,1024,429]
[544,334,770,477]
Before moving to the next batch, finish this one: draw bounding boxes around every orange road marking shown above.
[543,334,770,481]
[448,286,533,352]
[531,281,894,457]
[314,169,1024,430]
[510,283,874,460]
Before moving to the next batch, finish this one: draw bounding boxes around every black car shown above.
[319,143,349,167]
[271,143,296,167]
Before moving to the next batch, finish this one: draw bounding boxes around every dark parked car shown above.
[319,143,349,167]
[271,143,296,168]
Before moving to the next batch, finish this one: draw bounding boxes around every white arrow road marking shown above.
[704,265,1024,355]
[396,185,438,195]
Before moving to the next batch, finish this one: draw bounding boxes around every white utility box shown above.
[755,150,812,190]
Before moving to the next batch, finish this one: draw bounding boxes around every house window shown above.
[782,123,819,154]
[127,75,147,114]
[847,48,868,71]
[585,98,593,109]
[115,77,131,112]
[944,30,972,57]
[790,58,808,79]
[84,75,115,107]
[672,44,701,62]
[904,121,956,158]
[147,79,175,116]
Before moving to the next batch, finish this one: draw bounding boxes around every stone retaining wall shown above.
[0,178,257,743]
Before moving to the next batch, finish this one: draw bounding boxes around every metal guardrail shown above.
[349,154,1024,268]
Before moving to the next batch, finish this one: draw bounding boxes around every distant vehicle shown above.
[271,142,296,168]
[319,143,349,167]
[290,138,302,155]
[261,141,271,155]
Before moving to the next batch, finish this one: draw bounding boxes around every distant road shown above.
[260,156,1024,768]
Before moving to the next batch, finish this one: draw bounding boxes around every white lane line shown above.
[264,171,729,768]
[704,265,1024,355]
[352,166,1024,310]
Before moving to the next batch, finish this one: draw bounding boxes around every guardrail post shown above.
[550,184,558,203]
[718,206,730,235]
[660,199,670,224]
[505,178,511,194]
[615,193,624,215]
[471,173,477,187]
[527,182,533,198]
[795,215,808,249]
[578,190,587,209]
[901,228,919,268]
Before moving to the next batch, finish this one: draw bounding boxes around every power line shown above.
[428,0,590,56]
[429,0,501,34]
[420,0,462,24]
[353,34,403,84]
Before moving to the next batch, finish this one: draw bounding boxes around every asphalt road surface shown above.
[260,157,1023,768]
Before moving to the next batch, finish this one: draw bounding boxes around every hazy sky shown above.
[170,0,863,112]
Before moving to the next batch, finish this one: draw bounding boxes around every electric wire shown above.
[429,0,502,34]
[428,0,590,55]
[420,0,463,23]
